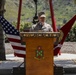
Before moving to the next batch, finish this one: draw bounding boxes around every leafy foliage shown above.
[5,0,76,25]
[4,0,76,42]
[65,24,76,42]
[12,21,32,31]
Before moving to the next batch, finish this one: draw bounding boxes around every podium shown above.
[20,32,60,75]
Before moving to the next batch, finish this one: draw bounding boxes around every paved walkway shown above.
[54,53,76,68]
[0,54,24,69]
[4,53,76,69]
[0,53,75,75]
[0,53,76,69]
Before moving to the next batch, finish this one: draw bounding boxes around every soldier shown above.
[30,12,53,32]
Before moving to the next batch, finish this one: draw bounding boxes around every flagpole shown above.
[49,0,61,55]
[17,0,26,67]
[17,0,22,30]
[49,0,57,32]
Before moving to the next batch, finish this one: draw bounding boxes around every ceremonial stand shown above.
[20,32,60,75]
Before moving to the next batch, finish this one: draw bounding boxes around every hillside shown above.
[4,0,76,27]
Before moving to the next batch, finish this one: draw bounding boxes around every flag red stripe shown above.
[14,53,25,58]
[12,45,25,51]
[8,38,21,43]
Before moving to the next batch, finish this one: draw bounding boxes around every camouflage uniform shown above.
[30,22,53,32]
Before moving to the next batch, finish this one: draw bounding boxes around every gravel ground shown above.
[5,42,76,54]
[61,42,76,54]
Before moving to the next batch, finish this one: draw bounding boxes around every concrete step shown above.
[0,69,12,75]
[64,68,76,74]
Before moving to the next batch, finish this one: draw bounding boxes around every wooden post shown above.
[0,0,6,60]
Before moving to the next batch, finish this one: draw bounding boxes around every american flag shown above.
[0,16,26,58]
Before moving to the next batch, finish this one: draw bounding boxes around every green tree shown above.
[0,0,6,60]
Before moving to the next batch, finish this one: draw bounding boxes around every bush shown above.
[20,22,32,31]
[12,21,32,31]
[65,25,76,42]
